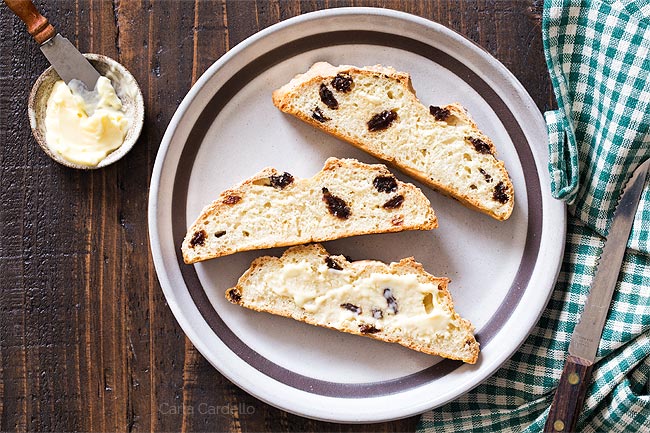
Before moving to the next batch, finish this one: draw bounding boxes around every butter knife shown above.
[5,0,100,89]
[544,158,650,432]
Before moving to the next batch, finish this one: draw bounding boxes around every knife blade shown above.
[40,34,100,89]
[544,158,650,433]
[5,0,100,90]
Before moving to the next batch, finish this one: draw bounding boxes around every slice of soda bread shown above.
[226,244,479,363]
[272,62,514,221]
[182,158,437,264]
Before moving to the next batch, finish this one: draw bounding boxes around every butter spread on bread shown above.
[226,244,479,363]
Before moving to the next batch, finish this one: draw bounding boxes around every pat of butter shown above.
[357,90,383,105]
[269,260,453,336]
[45,76,129,166]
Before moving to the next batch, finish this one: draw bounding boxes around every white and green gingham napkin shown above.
[418,1,650,431]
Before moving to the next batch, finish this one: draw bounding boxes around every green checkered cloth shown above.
[418,1,650,431]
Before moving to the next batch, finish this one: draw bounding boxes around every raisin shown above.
[227,289,242,303]
[359,324,380,334]
[189,230,207,247]
[269,172,294,189]
[331,73,353,92]
[429,105,451,121]
[493,181,510,203]
[373,175,398,193]
[322,187,351,219]
[372,308,383,320]
[340,303,362,315]
[223,195,241,205]
[214,230,226,238]
[383,288,398,314]
[479,168,493,183]
[391,215,404,226]
[312,107,330,123]
[383,195,404,209]
[325,256,343,270]
[319,83,338,109]
[466,136,492,155]
[368,110,398,131]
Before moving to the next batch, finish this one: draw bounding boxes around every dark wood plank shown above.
[112,1,196,432]
[1,0,87,431]
[0,9,36,431]
[0,1,553,432]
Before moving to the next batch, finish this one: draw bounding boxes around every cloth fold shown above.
[543,0,650,244]
[418,0,650,431]
[546,108,580,203]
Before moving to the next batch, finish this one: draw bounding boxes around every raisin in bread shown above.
[273,62,514,221]
[226,244,479,363]
[182,158,437,264]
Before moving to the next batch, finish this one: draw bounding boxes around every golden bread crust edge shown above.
[225,244,480,364]
[181,158,438,264]
[272,63,514,221]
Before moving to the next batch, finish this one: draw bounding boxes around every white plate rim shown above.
[148,7,566,423]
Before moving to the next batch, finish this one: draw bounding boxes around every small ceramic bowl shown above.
[28,53,144,169]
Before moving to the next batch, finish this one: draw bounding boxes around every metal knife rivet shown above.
[553,420,565,431]
[568,373,580,385]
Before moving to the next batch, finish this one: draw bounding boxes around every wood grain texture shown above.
[544,355,594,433]
[0,1,551,432]
[4,0,56,44]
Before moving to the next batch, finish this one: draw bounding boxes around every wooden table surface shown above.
[0,1,552,431]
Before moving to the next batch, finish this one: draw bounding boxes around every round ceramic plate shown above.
[149,7,565,423]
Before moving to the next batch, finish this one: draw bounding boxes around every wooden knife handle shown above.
[4,0,56,44]
[544,355,594,433]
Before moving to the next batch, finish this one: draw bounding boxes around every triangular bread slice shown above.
[182,158,437,264]
[273,62,514,221]
[226,244,479,363]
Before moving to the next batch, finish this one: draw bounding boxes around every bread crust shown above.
[182,158,438,264]
[273,62,514,221]
[226,244,480,364]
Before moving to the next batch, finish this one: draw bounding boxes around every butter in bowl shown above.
[28,53,144,169]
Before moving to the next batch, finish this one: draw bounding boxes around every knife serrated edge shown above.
[568,158,650,362]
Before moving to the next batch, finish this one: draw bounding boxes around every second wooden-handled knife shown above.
[544,158,650,432]
[4,0,100,90]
